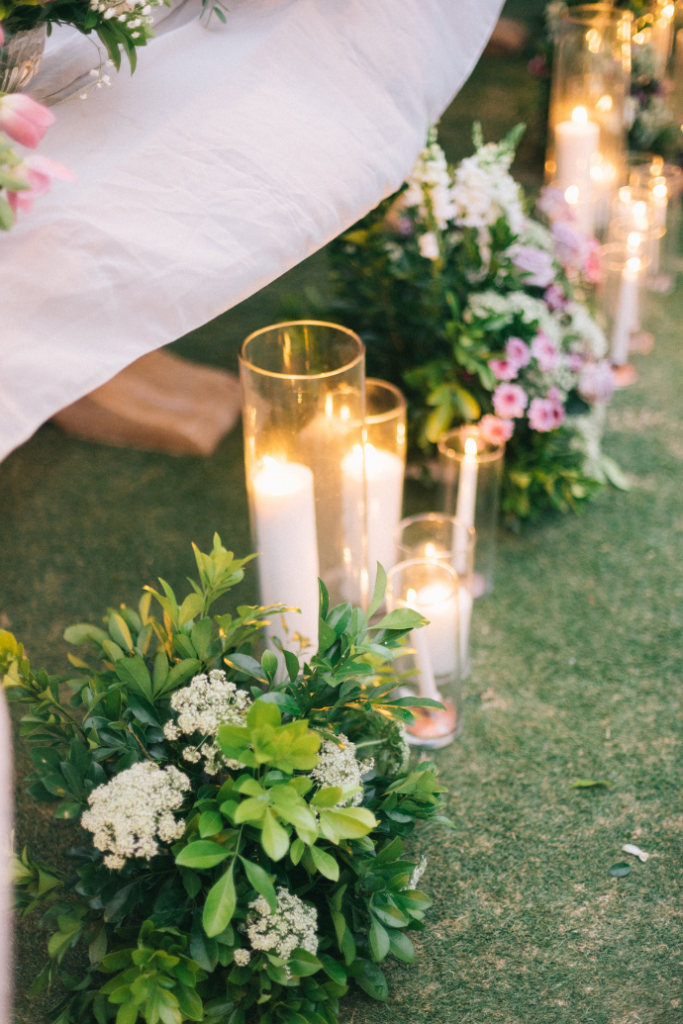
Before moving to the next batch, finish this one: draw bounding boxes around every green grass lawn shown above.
[3,44,683,1024]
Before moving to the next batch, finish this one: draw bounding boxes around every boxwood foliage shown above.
[1,534,452,1024]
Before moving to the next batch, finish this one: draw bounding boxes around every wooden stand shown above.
[53,350,242,456]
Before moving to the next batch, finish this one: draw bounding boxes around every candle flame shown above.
[627,231,642,250]
[633,200,647,219]
[340,405,350,421]
[407,588,417,608]
[564,185,579,205]
[425,543,436,558]
[572,105,588,125]
[619,186,631,203]
[653,183,667,199]
[464,437,478,457]
[662,3,674,18]
[596,94,612,113]
[325,394,333,419]
[627,256,641,273]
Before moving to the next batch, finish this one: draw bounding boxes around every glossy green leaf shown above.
[240,856,277,912]
[203,861,236,937]
[261,808,289,861]
[175,841,230,870]
[287,947,323,978]
[369,918,390,962]
[310,845,339,881]
[198,811,224,838]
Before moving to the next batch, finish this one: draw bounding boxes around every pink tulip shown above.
[7,154,75,214]
[0,93,55,148]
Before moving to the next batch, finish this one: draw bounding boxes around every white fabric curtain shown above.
[0,0,504,462]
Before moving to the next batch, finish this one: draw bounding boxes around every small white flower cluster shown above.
[81,762,190,870]
[163,669,252,775]
[309,733,374,807]
[245,888,318,964]
[397,130,455,262]
[409,855,428,890]
[233,948,251,967]
[89,0,160,38]
[451,136,526,251]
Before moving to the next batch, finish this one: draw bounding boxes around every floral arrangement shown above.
[2,534,451,1024]
[0,0,164,74]
[536,0,681,159]
[329,124,623,522]
[0,67,74,229]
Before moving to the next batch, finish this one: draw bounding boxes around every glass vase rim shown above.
[386,557,460,604]
[561,4,632,26]
[437,425,505,463]
[599,241,652,271]
[240,320,365,381]
[393,512,476,553]
[609,217,665,242]
[365,377,407,424]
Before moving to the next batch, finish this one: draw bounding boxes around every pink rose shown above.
[506,336,531,368]
[583,238,602,284]
[7,154,75,214]
[568,353,583,374]
[0,93,55,148]
[479,414,514,445]
[579,360,614,404]
[527,397,556,432]
[493,382,528,419]
[489,358,519,381]
[531,331,559,372]
[544,284,568,312]
[510,244,556,288]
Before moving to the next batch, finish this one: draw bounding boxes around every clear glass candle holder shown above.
[394,513,476,678]
[597,243,651,377]
[546,5,632,207]
[608,216,666,277]
[386,558,462,748]
[240,321,367,657]
[633,1,676,78]
[628,162,682,274]
[361,379,406,594]
[437,425,504,598]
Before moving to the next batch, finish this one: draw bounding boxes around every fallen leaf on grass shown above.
[570,779,613,789]
[609,862,631,877]
[623,844,649,862]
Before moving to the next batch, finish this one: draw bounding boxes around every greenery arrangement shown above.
[0,0,164,73]
[328,124,622,523]
[1,534,451,1024]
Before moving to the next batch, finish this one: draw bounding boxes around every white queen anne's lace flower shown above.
[233,948,251,967]
[309,733,374,807]
[163,669,252,774]
[81,762,190,870]
[246,888,318,964]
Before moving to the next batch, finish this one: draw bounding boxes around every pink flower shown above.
[583,238,602,284]
[537,186,576,225]
[510,244,556,288]
[579,360,614,404]
[506,336,531,369]
[7,154,76,214]
[544,284,568,312]
[567,353,583,374]
[493,382,528,419]
[0,93,55,148]
[489,358,518,381]
[531,331,559,372]
[0,23,4,47]
[528,397,556,432]
[479,414,514,445]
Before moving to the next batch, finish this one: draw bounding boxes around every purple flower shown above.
[537,186,575,225]
[531,331,559,372]
[489,358,519,381]
[510,245,556,288]
[544,284,568,312]
[578,360,614,404]
[398,217,413,237]
[493,383,528,419]
[506,336,531,368]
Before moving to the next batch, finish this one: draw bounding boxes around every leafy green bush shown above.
[2,534,451,1024]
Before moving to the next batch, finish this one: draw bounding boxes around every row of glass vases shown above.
[239,321,506,747]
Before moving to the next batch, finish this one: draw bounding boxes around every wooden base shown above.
[53,349,242,456]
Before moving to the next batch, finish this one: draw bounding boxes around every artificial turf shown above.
[3,21,683,1024]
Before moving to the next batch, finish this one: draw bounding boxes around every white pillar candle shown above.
[252,457,320,653]
[458,585,473,678]
[342,443,404,594]
[610,258,641,366]
[555,107,600,190]
[409,582,459,681]
[455,437,478,529]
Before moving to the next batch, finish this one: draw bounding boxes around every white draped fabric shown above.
[0,0,504,462]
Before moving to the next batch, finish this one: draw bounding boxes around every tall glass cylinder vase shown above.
[598,243,651,384]
[342,379,406,596]
[437,425,504,598]
[546,4,632,235]
[395,513,475,678]
[386,559,462,747]
[240,321,367,658]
